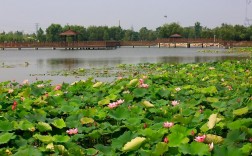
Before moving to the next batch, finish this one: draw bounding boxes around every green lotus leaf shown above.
[53,135,70,143]
[86,148,99,155]
[241,143,252,155]
[138,128,167,142]
[0,132,16,145]
[179,142,210,156]
[94,144,115,155]
[93,82,103,88]
[52,118,66,129]
[54,145,69,155]
[227,118,252,130]
[111,131,133,150]
[207,114,217,129]
[0,121,14,132]
[122,137,146,152]
[98,98,110,106]
[142,100,154,108]
[18,120,35,131]
[233,107,249,116]
[37,122,52,132]
[206,97,219,103]
[33,134,54,144]
[133,88,148,98]
[152,142,169,156]
[168,133,190,147]
[108,107,130,120]
[205,134,224,144]
[46,143,54,151]
[128,79,138,86]
[80,117,94,125]
[14,146,42,156]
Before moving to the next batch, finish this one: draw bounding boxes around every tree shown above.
[46,24,62,42]
[194,22,202,38]
[139,27,149,41]
[157,23,183,38]
[36,28,46,42]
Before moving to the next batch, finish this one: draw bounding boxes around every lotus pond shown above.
[0,59,252,155]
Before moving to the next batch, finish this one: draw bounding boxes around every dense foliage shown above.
[1,22,252,42]
[0,59,251,155]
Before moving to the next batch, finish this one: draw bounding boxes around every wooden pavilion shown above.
[59,29,78,42]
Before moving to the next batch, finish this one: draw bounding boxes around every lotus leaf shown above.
[53,135,70,143]
[80,117,94,125]
[0,132,16,145]
[122,137,146,152]
[233,107,249,116]
[207,114,218,129]
[0,121,14,131]
[52,118,66,129]
[152,142,169,156]
[179,142,210,156]
[36,122,52,132]
[205,134,224,144]
[33,134,54,144]
[93,82,103,88]
[142,100,154,108]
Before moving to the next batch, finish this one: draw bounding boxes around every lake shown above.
[0,47,250,84]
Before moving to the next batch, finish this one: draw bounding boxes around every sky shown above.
[0,0,252,33]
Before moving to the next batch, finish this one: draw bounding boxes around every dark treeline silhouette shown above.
[1,22,252,42]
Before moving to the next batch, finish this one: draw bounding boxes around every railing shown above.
[0,39,248,49]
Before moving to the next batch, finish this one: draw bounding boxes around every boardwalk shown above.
[0,38,248,50]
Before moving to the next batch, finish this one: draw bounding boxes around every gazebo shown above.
[170,34,182,38]
[59,29,78,42]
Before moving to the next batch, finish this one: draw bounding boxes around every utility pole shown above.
[245,0,252,26]
[35,23,39,34]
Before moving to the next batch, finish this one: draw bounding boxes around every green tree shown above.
[46,24,63,42]
[36,28,46,42]
[157,23,183,38]
[194,22,202,38]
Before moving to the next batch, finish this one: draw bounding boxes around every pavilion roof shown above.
[59,29,78,36]
[170,34,182,38]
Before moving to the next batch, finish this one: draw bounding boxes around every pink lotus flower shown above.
[209,67,215,70]
[117,76,123,80]
[139,79,144,84]
[163,122,174,128]
[66,128,78,135]
[37,84,44,88]
[139,83,149,88]
[108,102,118,109]
[209,142,214,151]
[171,100,179,106]
[194,135,206,142]
[23,79,29,85]
[163,137,169,143]
[191,130,195,136]
[54,84,61,90]
[8,89,14,94]
[175,87,181,91]
[20,96,25,102]
[108,99,125,109]
[12,101,17,110]
[117,99,124,105]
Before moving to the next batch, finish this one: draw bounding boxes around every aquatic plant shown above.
[0,60,251,155]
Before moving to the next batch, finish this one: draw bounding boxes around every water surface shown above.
[0,47,249,84]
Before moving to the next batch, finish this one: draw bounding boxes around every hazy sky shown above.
[1,0,251,33]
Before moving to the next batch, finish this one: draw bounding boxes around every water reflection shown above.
[0,48,250,84]
[158,55,250,63]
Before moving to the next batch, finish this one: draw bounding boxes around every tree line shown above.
[0,22,252,42]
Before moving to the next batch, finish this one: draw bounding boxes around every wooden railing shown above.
[0,39,249,49]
